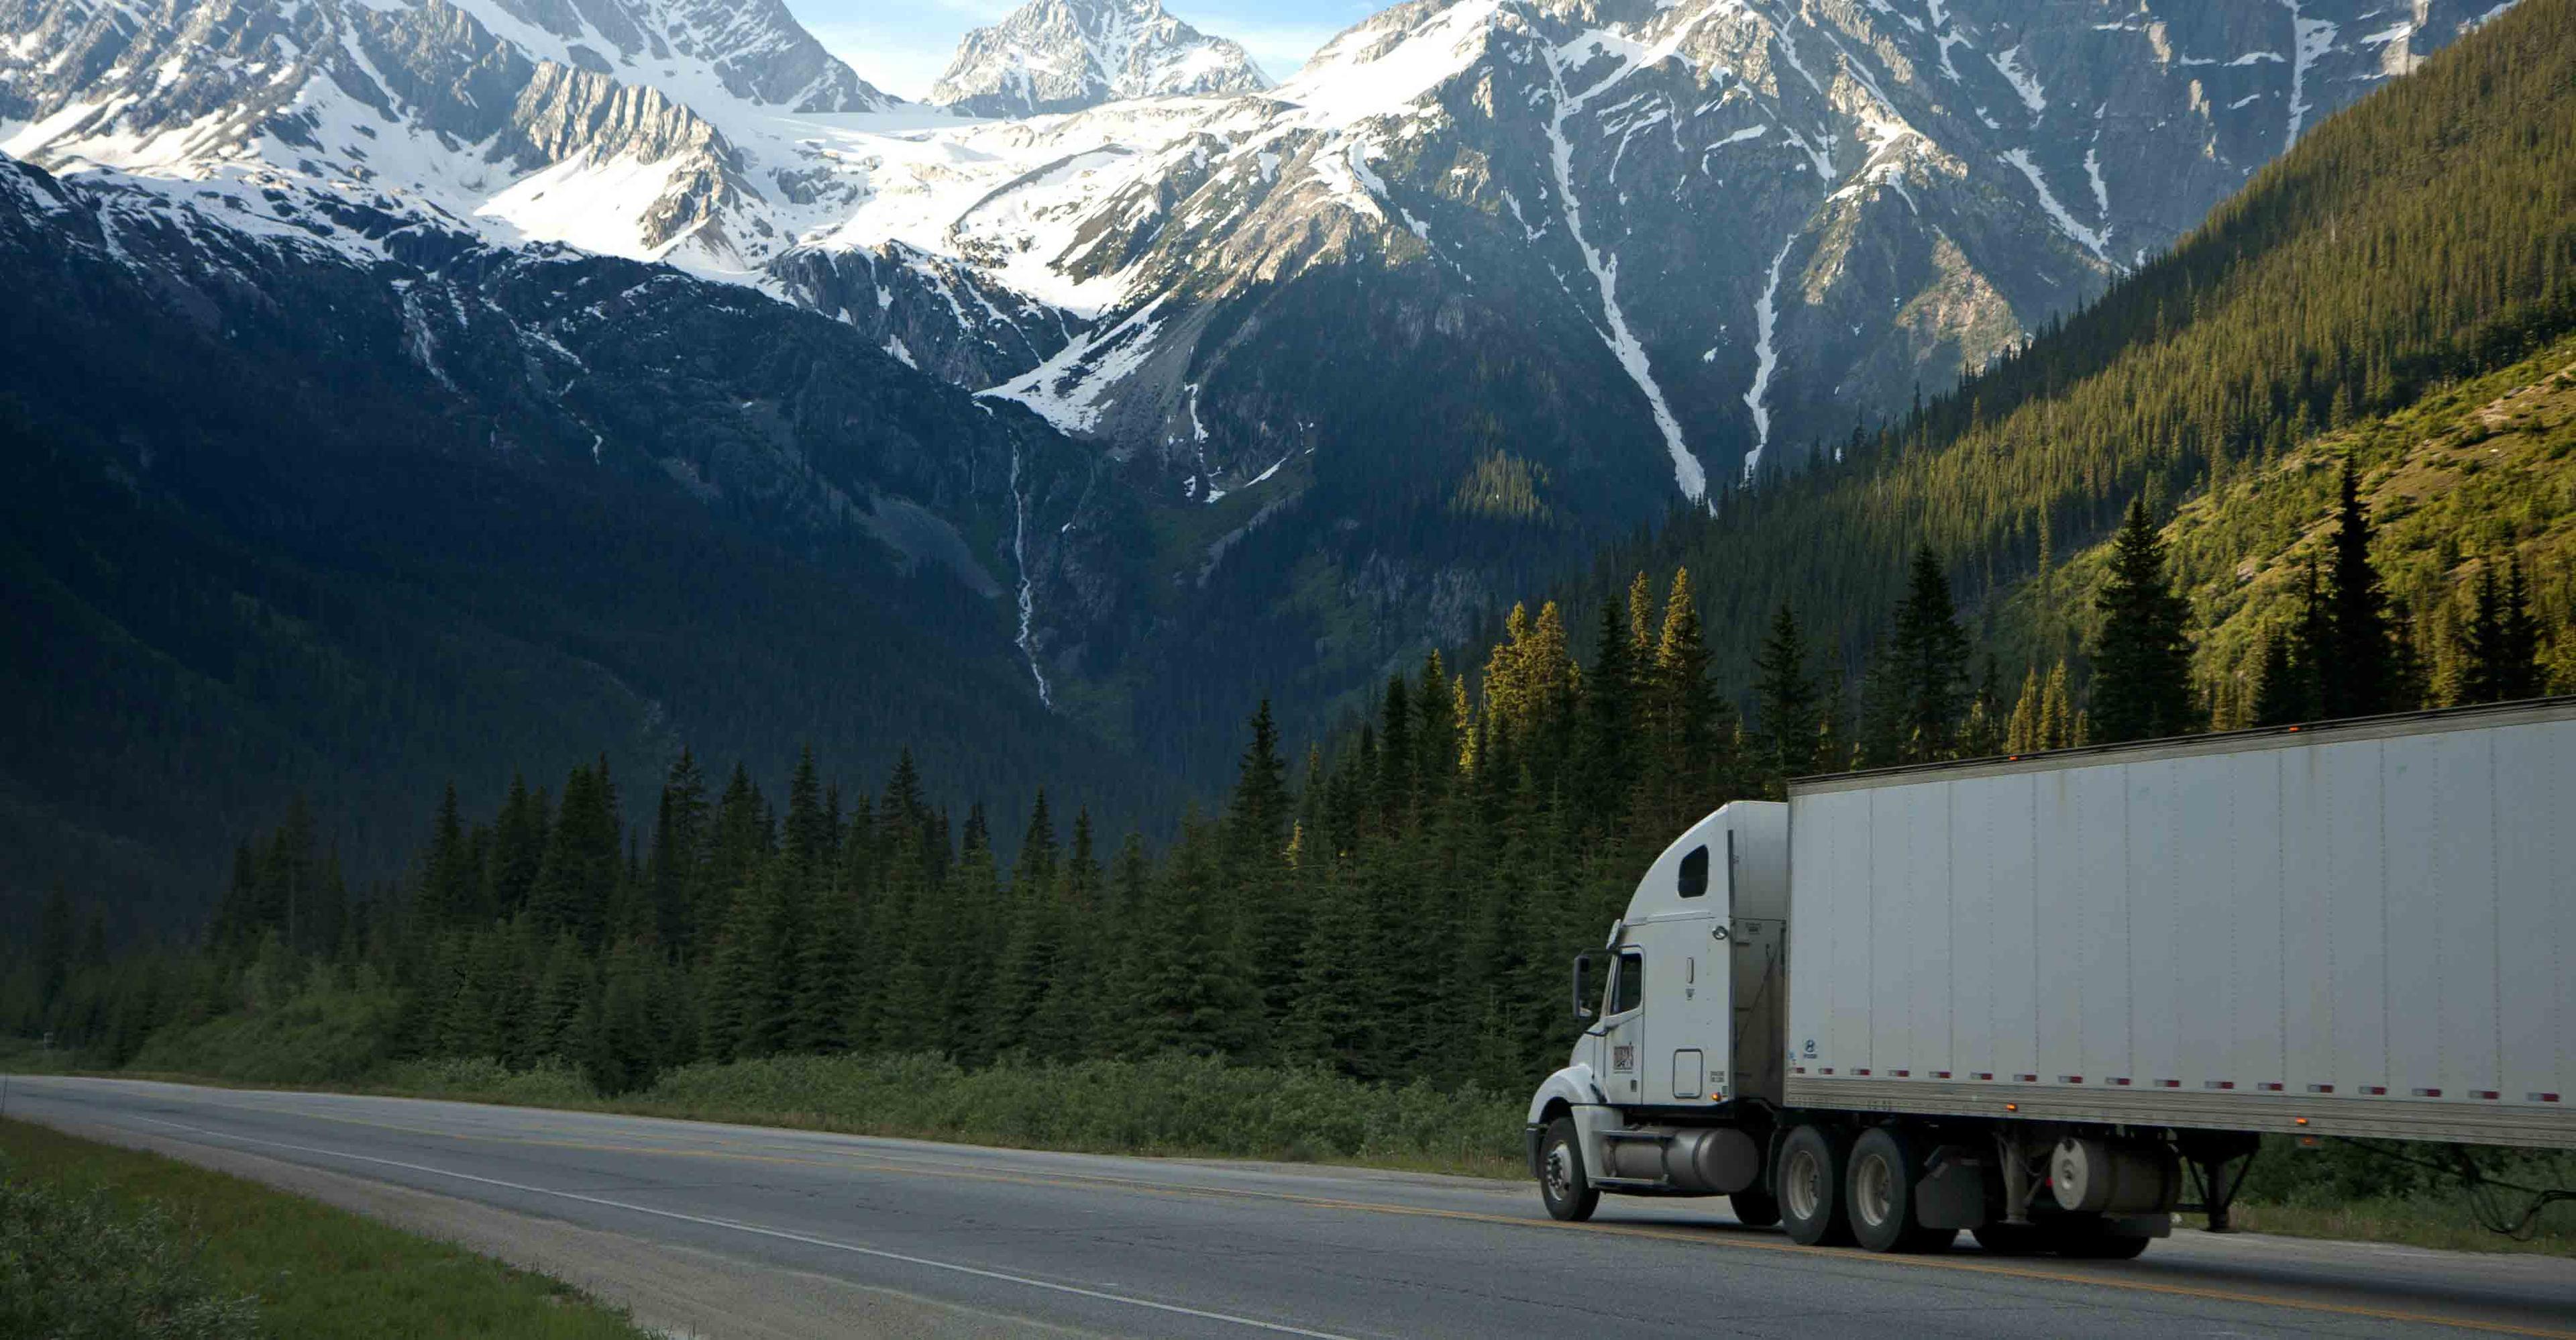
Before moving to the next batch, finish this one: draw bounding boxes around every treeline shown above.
[1619,0,2576,715]
[14,444,2559,1097]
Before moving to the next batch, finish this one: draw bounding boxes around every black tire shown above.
[1971,1222,2052,1256]
[1845,1126,1949,1253]
[1729,1188,1782,1229]
[1538,1117,1600,1223]
[1775,1125,1854,1246]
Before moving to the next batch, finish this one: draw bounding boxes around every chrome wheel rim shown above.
[1852,1150,1894,1229]
[1544,1142,1576,1203]
[1784,1147,1823,1222]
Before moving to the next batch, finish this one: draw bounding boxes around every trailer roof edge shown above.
[1786,695,2576,796]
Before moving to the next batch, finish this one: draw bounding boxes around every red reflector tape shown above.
[1974,1072,1994,1080]
[2534,1093,2561,1103]
[1792,1067,1807,1074]
[2260,1082,2284,1092]
[1933,1071,1952,1079]
[2109,1078,2131,1086]
[2017,1074,2038,1082]
[2206,1081,2235,1090]
[2413,1088,2443,1098]
[1854,1068,1872,1076]
[2308,1084,2334,1094]
[1891,1070,1909,1078]
[1821,1068,1835,1075]
[2363,1086,2387,1095]
[2474,1090,2500,1100]
[2059,1076,2084,1084]
[2156,1079,2180,1088]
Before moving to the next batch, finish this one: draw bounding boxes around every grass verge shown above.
[0,1117,652,1339]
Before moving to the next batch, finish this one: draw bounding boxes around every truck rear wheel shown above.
[1846,1127,1953,1253]
[1776,1125,1854,1246]
[1538,1117,1599,1223]
[1729,1189,1781,1228]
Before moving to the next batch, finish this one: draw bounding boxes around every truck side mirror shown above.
[1571,950,1599,1023]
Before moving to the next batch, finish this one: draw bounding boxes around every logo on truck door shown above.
[1612,1045,1635,1072]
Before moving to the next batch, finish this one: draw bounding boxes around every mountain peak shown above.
[928,0,1271,118]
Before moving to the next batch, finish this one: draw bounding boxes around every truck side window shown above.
[1678,845,1709,898]
[1612,951,1644,1014]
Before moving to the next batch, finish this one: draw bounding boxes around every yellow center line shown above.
[93,1088,2576,1339]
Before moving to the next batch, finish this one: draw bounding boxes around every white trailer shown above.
[1526,697,2576,1257]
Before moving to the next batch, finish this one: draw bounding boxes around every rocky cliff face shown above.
[929,0,1272,118]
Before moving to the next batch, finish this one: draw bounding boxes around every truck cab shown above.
[1525,802,1788,1225]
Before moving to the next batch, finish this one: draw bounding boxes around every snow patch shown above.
[1741,234,1795,480]
[2000,148,2106,260]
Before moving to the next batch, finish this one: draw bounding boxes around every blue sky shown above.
[788,0,1377,101]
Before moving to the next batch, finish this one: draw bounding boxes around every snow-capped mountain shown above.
[0,0,904,273]
[928,0,1272,118]
[0,0,2520,776]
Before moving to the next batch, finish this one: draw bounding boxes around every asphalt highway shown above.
[5,1076,2571,1338]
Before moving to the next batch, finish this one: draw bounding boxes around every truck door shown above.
[1602,948,1646,1102]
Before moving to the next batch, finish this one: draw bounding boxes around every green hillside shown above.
[1573,0,2576,714]
[2019,336,2576,716]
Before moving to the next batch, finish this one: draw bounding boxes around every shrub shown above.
[0,1165,258,1340]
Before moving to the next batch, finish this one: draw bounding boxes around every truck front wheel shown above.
[1776,1125,1855,1246]
[1538,1117,1599,1223]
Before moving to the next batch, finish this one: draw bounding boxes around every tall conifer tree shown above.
[2090,498,2196,743]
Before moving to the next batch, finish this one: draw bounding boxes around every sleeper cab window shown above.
[1677,844,1709,898]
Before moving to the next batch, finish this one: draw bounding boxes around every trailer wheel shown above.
[1845,1127,1953,1252]
[1776,1125,1855,1246]
[1538,1117,1599,1223]
[1729,1189,1781,1228]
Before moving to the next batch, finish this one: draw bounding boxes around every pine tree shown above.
[584,941,661,1096]
[1578,596,1640,821]
[2322,458,2396,717]
[1642,568,1719,827]
[2500,554,2544,700]
[489,774,551,918]
[1750,603,1819,791]
[2089,498,2196,743]
[528,760,621,949]
[2250,625,2306,727]
[418,784,471,932]
[648,750,709,954]
[782,745,833,889]
[2460,559,2511,704]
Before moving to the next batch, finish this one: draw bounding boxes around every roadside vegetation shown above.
[0,1117,651,1339]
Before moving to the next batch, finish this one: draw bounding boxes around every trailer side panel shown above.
[1783,703,2576,1148]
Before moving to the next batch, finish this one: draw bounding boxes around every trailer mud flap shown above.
[1915,1147,1989,1231]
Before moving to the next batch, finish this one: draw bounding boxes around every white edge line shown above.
[122,1115,1354,1340]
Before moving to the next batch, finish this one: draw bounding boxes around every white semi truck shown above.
[1526,697,2576,1256]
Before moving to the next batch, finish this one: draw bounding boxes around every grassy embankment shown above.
[0,1115,651,1339]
